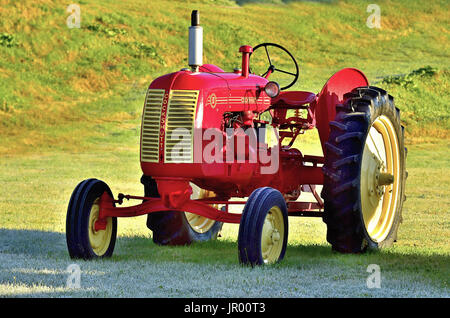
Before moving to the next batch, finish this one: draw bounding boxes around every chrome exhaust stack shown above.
[188,10,203,72]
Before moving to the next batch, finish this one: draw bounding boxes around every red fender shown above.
[314,68,369,153]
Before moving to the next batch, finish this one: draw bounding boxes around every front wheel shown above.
[238,187,288,266]
[322,86,407,253]
[66,178,117,259]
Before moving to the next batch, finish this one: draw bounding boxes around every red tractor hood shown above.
[149,68,269,96]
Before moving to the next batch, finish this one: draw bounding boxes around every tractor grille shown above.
[164,90,199,163]
[140,89,165,163]
[140,89,198,163]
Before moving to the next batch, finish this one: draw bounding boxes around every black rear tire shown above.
[321,86,406,253]
[141,175,223,245]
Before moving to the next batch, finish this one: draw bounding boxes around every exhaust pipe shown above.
[189,10,203,72]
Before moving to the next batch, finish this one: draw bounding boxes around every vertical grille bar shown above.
[164,90,199,163]
[140,89,165,163]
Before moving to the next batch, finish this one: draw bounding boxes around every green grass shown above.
[0,139,448,297]
[0,0,449,297]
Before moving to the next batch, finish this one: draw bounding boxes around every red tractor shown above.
[66,11,406,265]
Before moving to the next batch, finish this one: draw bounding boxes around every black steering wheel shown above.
[250,43,299,90]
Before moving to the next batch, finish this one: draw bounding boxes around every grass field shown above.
[0,0,449,297]
[0,140,448,297]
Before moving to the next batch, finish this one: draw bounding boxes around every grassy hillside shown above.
[0,0,448,155]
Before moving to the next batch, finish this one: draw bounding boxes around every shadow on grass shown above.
[0,228,448,297]
[1,228,449,266]
[0,229,68,258]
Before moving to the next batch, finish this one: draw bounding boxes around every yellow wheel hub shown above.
[261,206,285,264]
[361,115,400,242]
[88,198,113,256]
[185,184,217,234]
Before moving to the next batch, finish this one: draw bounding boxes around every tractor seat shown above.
[271,91,316,109]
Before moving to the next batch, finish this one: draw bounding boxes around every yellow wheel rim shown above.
[88,198,113,256]
[185,184,217,234]
[361,115,400,242]
[261,206,285,264]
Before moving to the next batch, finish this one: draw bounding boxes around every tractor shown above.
[66,10,406,265]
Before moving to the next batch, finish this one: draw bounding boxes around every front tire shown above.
[321,86,406,253]
[238,187,288,266]
[66,178,117,259]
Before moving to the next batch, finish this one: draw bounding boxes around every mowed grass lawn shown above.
[0,138,448,297]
